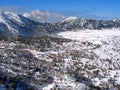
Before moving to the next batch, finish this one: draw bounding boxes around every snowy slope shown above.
[0,11,46,38]
[57,29,120,89]
[1,11,120,90]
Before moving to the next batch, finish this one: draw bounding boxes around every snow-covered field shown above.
[0,29,120,90]
[1,11,120,90]
[57,29,120,89]
[58,29,120,41]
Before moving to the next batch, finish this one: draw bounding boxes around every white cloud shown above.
[23,10,65,22]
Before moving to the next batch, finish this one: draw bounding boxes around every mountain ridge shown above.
[0,11,120,38]
[0,11,46,38]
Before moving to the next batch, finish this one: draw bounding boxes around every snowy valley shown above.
[0,11,120,90]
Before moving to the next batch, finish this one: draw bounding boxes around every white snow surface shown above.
[58,29,120,41]
[0,29,120,89]
[22,29,120,89]
[61,16,78,23]
[23,29,120,89]
[57,29,120,89]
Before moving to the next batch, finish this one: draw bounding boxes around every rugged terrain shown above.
[0,11,120,90]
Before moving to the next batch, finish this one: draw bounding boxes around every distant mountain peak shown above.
[61,16,78,23]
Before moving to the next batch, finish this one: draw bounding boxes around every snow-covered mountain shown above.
[37,17,120,33]
[0,11,120,38]
[56,17,120,31]
[0,11,46,38]
[60,16,78,23]
[0,11,120,90]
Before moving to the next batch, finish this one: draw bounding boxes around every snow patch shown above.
[61,16,78,23]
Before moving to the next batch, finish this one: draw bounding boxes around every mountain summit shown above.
[60,17,78,23]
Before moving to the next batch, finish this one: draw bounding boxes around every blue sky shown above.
[0,0,120,20]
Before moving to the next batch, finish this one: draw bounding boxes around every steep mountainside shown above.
[0,11,46,38]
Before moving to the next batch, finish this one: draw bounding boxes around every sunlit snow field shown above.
[57,29,120,89]
[0,29,120,90]
[58,29,120,41]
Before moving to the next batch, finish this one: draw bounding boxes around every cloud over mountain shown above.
[23,10,65,22]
